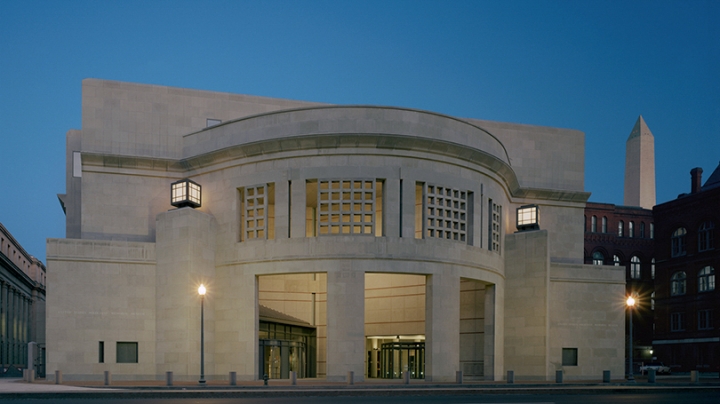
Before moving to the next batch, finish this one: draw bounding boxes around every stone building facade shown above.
[0,222,47,377]
[46,79,626,382]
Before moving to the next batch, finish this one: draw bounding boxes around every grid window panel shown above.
[317,180,375,236]
[244,185,268,240]
[491,202,502,253]
[424,185,467,242]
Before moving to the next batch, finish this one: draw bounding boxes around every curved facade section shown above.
[47,80,625,384]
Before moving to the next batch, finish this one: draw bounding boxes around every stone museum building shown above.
[1,222,47,377]
[47,79,626,382]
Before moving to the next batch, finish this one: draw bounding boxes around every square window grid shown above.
[425,185,467,242]
[317,180,375,235]
[244,185,267,240]
[698,310,713,330]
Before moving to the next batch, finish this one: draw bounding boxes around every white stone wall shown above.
[45,239,156,380]
[46,80,623,382]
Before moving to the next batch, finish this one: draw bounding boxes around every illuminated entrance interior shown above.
[381,341,425,379]
[367,336,425,379]
[258,306,317,379]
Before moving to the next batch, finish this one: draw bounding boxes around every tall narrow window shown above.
[240,183,275,241]
[651,258,655,279]
[424,184,468,242]
[629,221,634,238]
[613,255,621,266]
[671,272,687,296]
[671,227,687,257]
[698,221,714,252]
[650,223,655,239]
[601,217,607,233]
[489,200,501,253]
[698,266,715,292]
[698,309,712,330]
[591,216,597,232]
[99,341,104,363]
[592,251,604,265]
[651,292,655,310]
[618,221,624,237]
[640,222,646,238]
[630,256,641,279]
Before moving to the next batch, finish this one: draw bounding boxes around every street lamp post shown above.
[626,295,636,382]
[198,284,206,385]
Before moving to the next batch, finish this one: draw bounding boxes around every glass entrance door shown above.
[380,341,425,379]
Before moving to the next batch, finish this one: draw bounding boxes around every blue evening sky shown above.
[1,0,718,262]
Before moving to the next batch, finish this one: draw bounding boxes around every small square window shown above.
[116,342,138,363]
[562,348,578,366]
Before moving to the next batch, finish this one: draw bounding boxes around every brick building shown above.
[652,164,720,372]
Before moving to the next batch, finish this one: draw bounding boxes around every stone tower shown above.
[623,115,656,209]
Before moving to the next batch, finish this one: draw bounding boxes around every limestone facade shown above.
[47,79,626,382]
[0,222,46,376]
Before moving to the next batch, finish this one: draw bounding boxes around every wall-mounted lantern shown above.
[516,204,539,231]
[171,178,201,208]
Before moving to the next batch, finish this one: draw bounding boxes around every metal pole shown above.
[627,305,634,382]
[199,295,205,385]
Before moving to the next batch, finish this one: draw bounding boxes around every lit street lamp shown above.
[198,284,206,385]
[626,295,636,382]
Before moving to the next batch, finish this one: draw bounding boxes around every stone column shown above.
[214,271,257,379]
[0,281,5,367]
[155,207,217,379]
[400,178,416,239]
[383,178,401,237]
[274,179,290,239]
[483,283,505,381]
[290,177,307,238]
[325,266,365,382]
[425,272,460,382]
[7,288,14,365]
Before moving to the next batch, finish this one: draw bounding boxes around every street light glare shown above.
[198,284,206,296]
[627,296,635,307]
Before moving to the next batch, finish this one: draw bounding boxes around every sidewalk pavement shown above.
[1,375,719,397]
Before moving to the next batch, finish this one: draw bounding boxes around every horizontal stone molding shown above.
[46,238,156,264]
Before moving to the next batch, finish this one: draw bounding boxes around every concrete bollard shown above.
[166,371,173,386]
[556,370,563,383]
[55,370,62,384]
[690,370,699,383]
[22,369,27,382]
[647,368,656,383]
[104,370,112,386]
[507,370,514,384]
[28,369,35,383]
[290,371,296,386]
[603,370,611,383]
[347,371,354,385]
[403,371,410,384]
[456,370,463,384]
[230,371,237,386]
